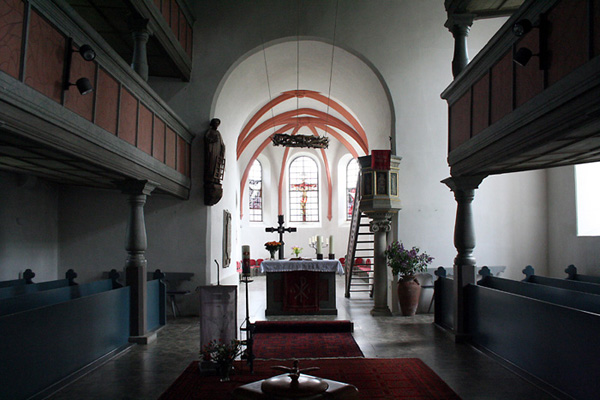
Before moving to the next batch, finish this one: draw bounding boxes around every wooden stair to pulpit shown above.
[344,175,374,298]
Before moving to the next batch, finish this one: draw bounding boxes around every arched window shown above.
[248,160,263,222]
[346,158,360,220]
[289,156,319,222]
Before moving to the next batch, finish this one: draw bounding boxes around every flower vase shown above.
[269,250,277,260]
[218,362,233,382]
[397,275,421,316]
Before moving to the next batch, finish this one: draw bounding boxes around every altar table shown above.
[260,260,343,315]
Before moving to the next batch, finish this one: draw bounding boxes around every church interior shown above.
[1,0,599,399]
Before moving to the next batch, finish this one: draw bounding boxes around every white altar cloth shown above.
[260,259,344,275]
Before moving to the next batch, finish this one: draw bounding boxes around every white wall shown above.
[547,166,600,277]
[0,171,58,282]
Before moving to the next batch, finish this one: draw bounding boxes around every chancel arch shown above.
[212,38,394,266]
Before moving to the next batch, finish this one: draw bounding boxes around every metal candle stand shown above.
[239,274,255,373]
[309,241,327,260]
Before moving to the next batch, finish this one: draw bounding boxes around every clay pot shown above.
[397,276,421,316]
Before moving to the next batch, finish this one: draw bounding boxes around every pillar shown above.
[445,14,474,78]
[369,212,394,316]
[128,13,150,81]
[442,175,485,342]
[116,179,158,344]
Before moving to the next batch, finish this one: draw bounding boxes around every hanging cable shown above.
[323,0,339,138]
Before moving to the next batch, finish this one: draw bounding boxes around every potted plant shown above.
[384,241,434,316]
[200,339,243,381]
[264,241,282,259]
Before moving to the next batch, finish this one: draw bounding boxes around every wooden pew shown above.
[0,269,35,288]
[0,269,78,300]
[466,268,600,400]
[522,265,600,296]
[433,267,454,331]
[564,264,600,285]
[0,268,166,400]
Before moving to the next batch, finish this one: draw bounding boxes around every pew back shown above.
[0,279,113,317]
[0,278,71,300]
[467,284,600,400]
[0,286,130,400]
[480,276,600,314]
[525,275,600,296]
[434,276,454,330]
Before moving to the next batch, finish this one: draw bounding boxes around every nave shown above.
[48,276,552,400]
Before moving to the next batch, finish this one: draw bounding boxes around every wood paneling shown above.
[515,29,544,108]
[547,0,588,86]
[95,68,119,135]
[137,103,153,155]
[152,116,165,162]
[64,54,95,121]
[593,0,600,58]
[449,90,471,151]
[165,126,176,169]
[118,88,138,146]
[177,135,187,175]
[161,0,170,27]
[179,9,187,51]
[24,10,63,103]
[186,21,192,58]
[170,0,179,40]
[0,0,24,79]
[490,51,513,124]
[471,73,489,136]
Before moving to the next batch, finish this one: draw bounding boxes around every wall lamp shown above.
[63,37,96,95]
[512,19,534,37]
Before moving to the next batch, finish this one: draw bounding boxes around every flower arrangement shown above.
[264,241,282,252]
[384,241,434,277]
[291,246,302,257]
[200,339,243,364]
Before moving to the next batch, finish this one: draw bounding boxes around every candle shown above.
[316,235,322,253]
[329,235,334,252]
[242,245,251,275]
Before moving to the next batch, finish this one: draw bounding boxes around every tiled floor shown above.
[48,276,555,399]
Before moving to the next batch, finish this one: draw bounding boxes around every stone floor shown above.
[47,275,555,399]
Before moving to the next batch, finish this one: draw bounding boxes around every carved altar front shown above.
[261,260,343,316]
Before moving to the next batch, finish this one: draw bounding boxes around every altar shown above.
[260,259,343,315]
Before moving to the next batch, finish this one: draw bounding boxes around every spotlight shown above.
[513,47,533,66]
[77,44,96,61]
[512,19,533,37]
[74,78,94,95]
[63,37,96,95]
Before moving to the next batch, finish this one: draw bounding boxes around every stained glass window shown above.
[289,156,319,222]
[346,158,359,220]
[248,160,262,222]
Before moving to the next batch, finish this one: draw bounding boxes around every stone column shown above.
[369,212,393,316]
[116,179,158,344]
[128,13,150,81]
[442,175,485,342]
[445,14,474,78]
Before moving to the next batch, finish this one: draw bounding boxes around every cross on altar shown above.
[265,215,297,259]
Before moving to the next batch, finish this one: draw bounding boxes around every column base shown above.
[370,306,392,316]
[129,331,157,345]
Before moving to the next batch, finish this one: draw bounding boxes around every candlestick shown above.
[242,245,251,275]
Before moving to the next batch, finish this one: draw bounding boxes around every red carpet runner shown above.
[252,320,363,359]
[158,358,462,399]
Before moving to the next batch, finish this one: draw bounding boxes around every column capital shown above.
[444,13,475,33]
[127,12,151,34]
[114,179,159,196]
[442,175,486,192]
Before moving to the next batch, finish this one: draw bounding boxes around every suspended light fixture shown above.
[265,0,337,149]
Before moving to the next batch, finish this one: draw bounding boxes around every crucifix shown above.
[265,215,297,259]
